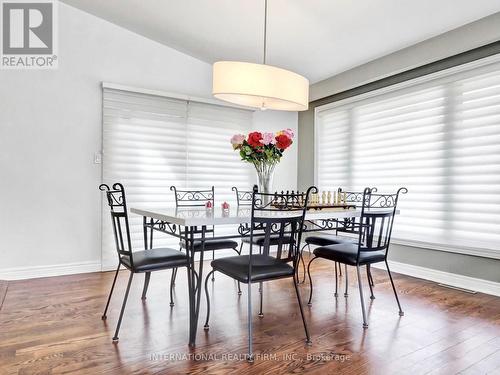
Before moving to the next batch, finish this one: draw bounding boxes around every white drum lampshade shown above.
[212,61,309,111]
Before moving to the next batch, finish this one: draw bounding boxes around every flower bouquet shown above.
[230,129,294,194]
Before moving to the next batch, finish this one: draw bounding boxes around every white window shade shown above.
[102,88,254,268]
[186,101,254,203]
[315,57,500,257]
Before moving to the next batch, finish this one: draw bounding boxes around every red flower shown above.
[247,132,263,148]
[275,134,292,150]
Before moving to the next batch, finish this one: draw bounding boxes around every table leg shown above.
[142,216,148,249]
[186,227,195,346]
[188,226,206,347]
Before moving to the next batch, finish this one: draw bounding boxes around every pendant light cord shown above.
[263,0,267,65]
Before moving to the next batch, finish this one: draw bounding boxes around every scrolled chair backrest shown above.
[336,187,377,235]
[232,186,254,206]
[357,187,408,260]
[338,187,378,205]
[170,186,215,207]
[248,185,317,270]
[99,183,134,267]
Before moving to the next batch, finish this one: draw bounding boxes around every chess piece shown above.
[322,191,326,205]
[327,191,332,205]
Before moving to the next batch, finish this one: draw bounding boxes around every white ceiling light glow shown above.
[212,0,309,111]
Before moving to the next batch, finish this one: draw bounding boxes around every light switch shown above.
[94,152,102,164]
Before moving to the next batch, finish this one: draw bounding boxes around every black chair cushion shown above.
[313,243,385,266]
[242,234,293,246]
[211,254,294,283]
[121,248,188,272]
[181,238,239,251]
[305,233,357,247]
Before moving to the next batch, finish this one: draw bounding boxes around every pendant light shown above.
[212,0,309,111]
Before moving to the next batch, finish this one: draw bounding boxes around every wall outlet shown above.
[94,152,102,164]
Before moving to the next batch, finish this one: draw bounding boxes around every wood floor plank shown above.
[0,255,499,374]
[0,280,8,311]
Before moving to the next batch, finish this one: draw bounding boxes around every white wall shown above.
[310,12,500,101]
[0,3,299,279]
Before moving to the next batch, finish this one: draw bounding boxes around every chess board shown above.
[271,202,356,211]
[307,203,356,211]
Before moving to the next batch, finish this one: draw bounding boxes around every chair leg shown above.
[102,263,120,320]
[293,275,312,345]
[112,271,134,341]
[204,270,216,330]
[211,250,215,282]
[367,266,375,300]
[247,281,254,363]
[367,264,375,287]
[356,266,368,329]
[258,282,264,318]
[171,267,178,287]
[172,246,182,287]
[169,269,176,307]
[344,264,349,297]
[300,251,307,284]
[141,272,151,300]
[307,256,319,306]
[334,262,338,297]
[233,246,242,296]
[258,247,262,293]
[339,262,342,276]
[194,270,200,294]
[386,260,404,316]
[297,243,309,283]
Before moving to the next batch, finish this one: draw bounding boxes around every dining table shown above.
[130,205,395,347]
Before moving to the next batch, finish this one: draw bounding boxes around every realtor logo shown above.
[1,0,58,69]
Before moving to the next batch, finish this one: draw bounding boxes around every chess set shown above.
[307,191,356,211]
[271,190,356,211]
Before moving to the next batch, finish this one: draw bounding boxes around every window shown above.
[101,86,254,267]
[315,56,500,257]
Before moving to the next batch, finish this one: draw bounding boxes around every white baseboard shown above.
[2,258,498,299]
[0,261,102,281]
[373,260,500,297]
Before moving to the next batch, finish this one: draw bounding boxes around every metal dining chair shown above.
[301,188,378,292]
[238,188,294,256]
[234,186,296,314]
[204,186,317,362]
[307,187,407,328]
[169,186,241,297]
[99,183,189,341]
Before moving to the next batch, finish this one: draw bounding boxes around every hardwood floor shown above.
[1,255,499,374]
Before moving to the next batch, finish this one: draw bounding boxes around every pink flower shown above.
[230,134,245,149]
[283,128,295,139]
[262,132,276,145]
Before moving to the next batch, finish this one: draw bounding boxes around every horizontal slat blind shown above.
[316,58,500,253]
[186,101,254,240]
[102,88,253,267]
[187,101,254,203]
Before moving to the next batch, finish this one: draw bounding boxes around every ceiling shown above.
[61,0,500,83]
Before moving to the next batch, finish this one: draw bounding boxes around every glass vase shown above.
[255,162,275,203]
